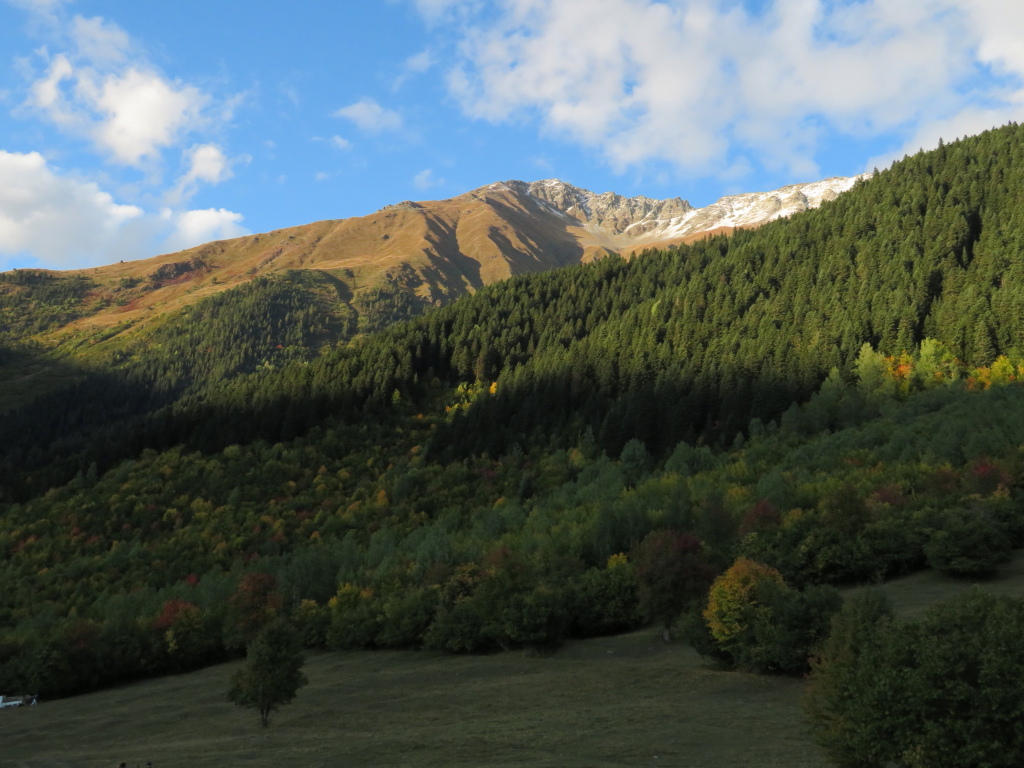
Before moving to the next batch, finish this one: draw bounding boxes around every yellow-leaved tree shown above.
[699,556,841,675]
[703,557,785,650]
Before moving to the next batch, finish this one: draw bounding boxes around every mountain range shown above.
[3,174,867,348]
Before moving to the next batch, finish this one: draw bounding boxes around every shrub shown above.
[632,530,716,636]
[565,558,643,637]
[292,599,329,647]
[703,557,785,650]
[699,557,840,674]
[488,584,568,652]
[422,597,492,653]
[734,581,841,674]
[326,585,381,650]
[375,587,438,648]
[807,590,1024,768]
[804,590,900,768]
[924,506,1012,577]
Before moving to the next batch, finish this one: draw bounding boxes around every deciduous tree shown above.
[227,619,307,728]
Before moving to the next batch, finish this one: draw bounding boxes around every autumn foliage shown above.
[632,530,715,631]
[227,572,283,647]
[703,558,785,649]
[700,557,839,673]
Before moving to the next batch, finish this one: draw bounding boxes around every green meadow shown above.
[7,554,1024,768]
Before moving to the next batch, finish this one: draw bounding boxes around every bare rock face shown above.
[499,179,693,236]
[490,174,870,246]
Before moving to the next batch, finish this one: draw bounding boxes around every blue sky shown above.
[2,0,1023,271]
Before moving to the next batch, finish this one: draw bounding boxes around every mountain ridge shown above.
[1,172,868,352]
[499,174,868,245]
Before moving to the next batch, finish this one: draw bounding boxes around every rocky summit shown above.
[495,174,869,249]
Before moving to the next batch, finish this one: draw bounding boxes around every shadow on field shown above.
[0,628,827,768]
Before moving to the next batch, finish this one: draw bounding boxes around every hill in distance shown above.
[0,174,866,349]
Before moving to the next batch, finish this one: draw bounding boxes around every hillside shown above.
[3,124,1024,714]
[0,175,862,350]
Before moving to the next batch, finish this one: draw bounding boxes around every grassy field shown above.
[858,548,1024,619]
[0,627,823,768]
[5,553,1024,768]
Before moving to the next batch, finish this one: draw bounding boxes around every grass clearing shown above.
[849,549,1024,619]
[0,627,825,768]
[7,554,1024,768]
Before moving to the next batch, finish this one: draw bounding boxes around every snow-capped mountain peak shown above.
[484,174,870,246]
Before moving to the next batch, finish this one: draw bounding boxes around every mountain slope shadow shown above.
[421,213,485,294]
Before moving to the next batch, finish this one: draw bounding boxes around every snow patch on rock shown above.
[486,174,870,245]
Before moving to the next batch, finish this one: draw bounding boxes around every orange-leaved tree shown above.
[226,572,283,648]
[703,557,785,651]
[702,557,840,674]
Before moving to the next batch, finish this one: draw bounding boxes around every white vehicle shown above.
[0,695,24,709]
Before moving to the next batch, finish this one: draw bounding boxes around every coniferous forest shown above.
[5,124,1024,763]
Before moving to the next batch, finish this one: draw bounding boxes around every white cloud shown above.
[867,105,1024,172]
[405,49,436,74]
[281,84,301,107]
[420,0,1024,177]
[334,97,403,133]
[330,134,353,150]
[963,0,1024,76]
[0,150,142,267]
[21,14,225,169]
[3,0,67,23]
[0,7,250,268]
[407,0,479,23]
[161,208,247,253]
[413,168,444,189]
[858,0,1024,165]
[82,68,209,166]
[394,48,438,90]
[0,151,248,269]
[71,15,132,65]
[182,144,234,187]
[4,0,67,10]
[166,143,238,205]
[28,52,80,128]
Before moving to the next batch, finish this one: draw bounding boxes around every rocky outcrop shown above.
[489,174,869,248]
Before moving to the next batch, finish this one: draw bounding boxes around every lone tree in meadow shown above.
[227,618,308,727]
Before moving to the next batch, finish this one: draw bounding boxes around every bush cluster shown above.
[807,590,1024,768]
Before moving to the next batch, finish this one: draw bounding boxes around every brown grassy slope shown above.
[617,225,743,258]
[39,185,602,342]
[0,628,825,768]
[20,183,732,346]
